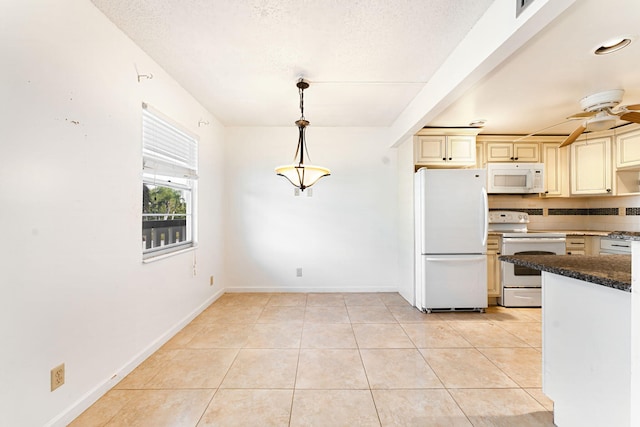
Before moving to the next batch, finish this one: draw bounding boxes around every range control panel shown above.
[488,211,529,224]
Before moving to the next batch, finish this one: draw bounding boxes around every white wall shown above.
[396,137,415,304]
[223,126,399,292]
[0,1,226,425]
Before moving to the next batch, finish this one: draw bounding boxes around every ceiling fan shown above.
[559,89,640,147]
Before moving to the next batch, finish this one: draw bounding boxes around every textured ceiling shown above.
[90,0,495,127]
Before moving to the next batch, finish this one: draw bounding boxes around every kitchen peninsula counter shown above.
[500,252,634,426]
[498,254,631,291]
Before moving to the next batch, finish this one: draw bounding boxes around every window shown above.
[141,103,198,259]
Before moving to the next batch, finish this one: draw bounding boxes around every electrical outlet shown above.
[296,268,303,277]
[51,363,65,391]
[209,275,214,286]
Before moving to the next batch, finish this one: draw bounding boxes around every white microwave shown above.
[486,163,544,194]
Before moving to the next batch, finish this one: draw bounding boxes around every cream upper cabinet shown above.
[477,136,540,162]
[570,136,612,195]
[475,141,485,168]
[541,142,568,197]
[513,143,540,162]
[414,129,479,167]
[614,125,640,195]
[485,142,539,162]
[616,126,640,168]
[446,135,477,165]
[415,135,447,164]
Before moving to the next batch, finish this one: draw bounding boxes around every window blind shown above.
[142,104,198,179]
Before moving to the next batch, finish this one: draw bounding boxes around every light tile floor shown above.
[69,293,554,426]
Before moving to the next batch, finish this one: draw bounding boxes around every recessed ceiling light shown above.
[594,37,632,55]
[469,119,487,127]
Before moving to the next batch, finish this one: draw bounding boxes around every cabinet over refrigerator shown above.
[414,168,488,312]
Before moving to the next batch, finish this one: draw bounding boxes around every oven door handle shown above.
[503,237,566,244]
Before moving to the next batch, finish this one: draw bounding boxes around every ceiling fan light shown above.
[594,37,632,55]
[585,116,616,131]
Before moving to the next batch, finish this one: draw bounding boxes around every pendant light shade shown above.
[275,79,330,191]
[275,163,331,190]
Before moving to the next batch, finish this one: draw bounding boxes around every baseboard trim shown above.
[46,289,224,427]
[225,286,399,293]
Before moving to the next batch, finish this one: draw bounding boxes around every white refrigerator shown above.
[414,168,488,312]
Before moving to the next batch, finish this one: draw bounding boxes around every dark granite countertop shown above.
[498,254,631,292]
[607,231,640,241]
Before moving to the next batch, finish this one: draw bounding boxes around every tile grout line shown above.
[287,298,308,427]
[356,297,385,427]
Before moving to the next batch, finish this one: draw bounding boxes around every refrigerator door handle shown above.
[425,256,485,262]
[481,187,488,247]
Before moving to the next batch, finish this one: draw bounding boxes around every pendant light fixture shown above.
[275,78,330,191]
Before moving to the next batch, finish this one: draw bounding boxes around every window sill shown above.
[142,245,197,263]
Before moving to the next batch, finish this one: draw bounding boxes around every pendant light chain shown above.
[299,84,305,120]
[298,82,313,164]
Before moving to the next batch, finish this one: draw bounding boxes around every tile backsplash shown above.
[489,194,640,232]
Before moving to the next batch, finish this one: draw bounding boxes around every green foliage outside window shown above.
[143,184,187,219]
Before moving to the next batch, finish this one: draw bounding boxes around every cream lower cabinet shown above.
[566,235,602,255]
[487,236,501,299]
[570,136,612,195]
[586,236,601,255]
[565,236,585,255]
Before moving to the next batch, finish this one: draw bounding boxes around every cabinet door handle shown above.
[448,157,452,160]
[606,188,612,192]
[510,157,514,160]
[514,157,519,160]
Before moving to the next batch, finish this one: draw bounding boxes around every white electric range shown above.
[488,211,566,307]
